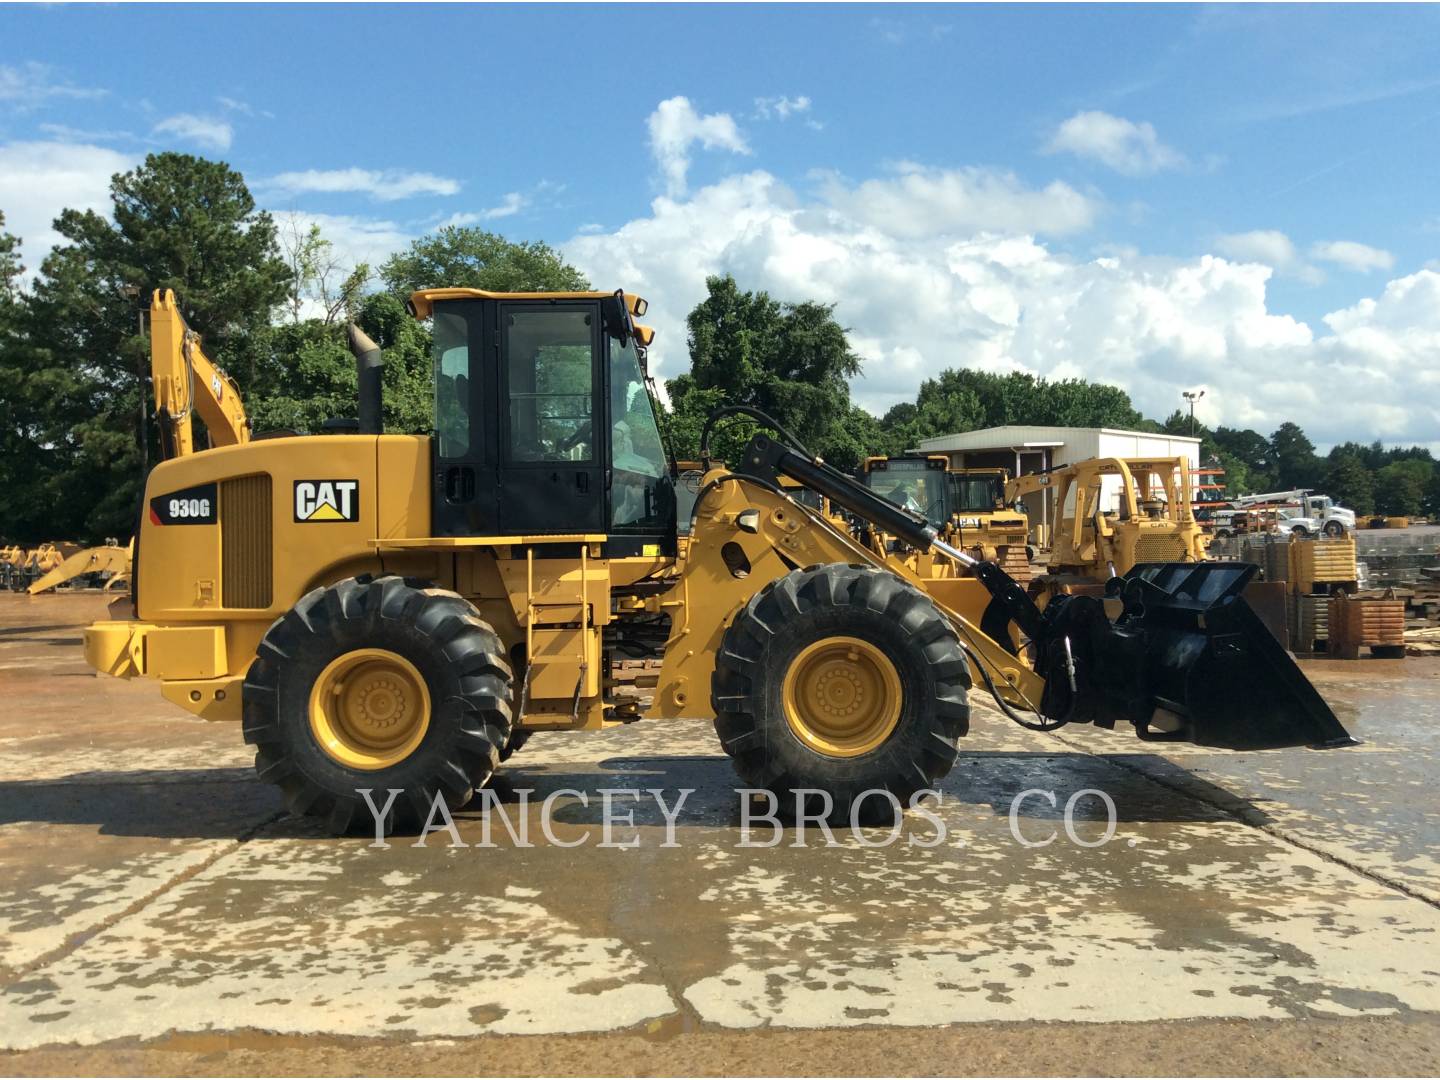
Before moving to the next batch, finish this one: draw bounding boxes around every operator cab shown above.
[858,456,949,528]
[948,470,1006,513]
[414,288,676,555]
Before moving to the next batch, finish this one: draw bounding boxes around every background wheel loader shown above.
[84,288,1354,835]
[856,456,1031,583]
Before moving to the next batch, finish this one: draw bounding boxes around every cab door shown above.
[497,302,606,534]
[431,300,499,536]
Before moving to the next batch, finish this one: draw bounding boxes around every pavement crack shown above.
[2,809,286,985]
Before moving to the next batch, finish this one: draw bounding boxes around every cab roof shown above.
[408,288,643,319]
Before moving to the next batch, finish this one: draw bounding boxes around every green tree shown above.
[1270,422,1322,489]
[380,227,589,296]
[6,154,291,541]
[659,374,736,463]
[905,368,1145,443]
[1325,454,1375,516]
[278,214,369,326]
[912,371,985,438]
[680,275,861,462]
[1211,427,1274,493]
[0,210,21,303]
[1374,461,1426,516]
[249,293,433,437]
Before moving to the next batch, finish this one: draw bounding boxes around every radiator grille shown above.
[1134,535,1187,564]
[221,474,273,609]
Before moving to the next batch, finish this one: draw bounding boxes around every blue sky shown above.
[3,3,1439,446]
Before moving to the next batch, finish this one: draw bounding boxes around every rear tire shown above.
[712,564,970,822]
[242,575,513,836]
[499,729,532,762]
[1291,525,1311,539]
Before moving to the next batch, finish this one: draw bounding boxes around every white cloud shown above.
[480,191,526,219]
[152,114,233,152]
[0,140,136,280]
[646,96,750,198]
[260,167,460,201]
[754,95,812,120]
[1215,229,1324,284]
[0,63,106,110]
[564,168,1440,445]
[435,193,526,229]
[825,162,1098,238]
[1311,239,1395,273]
[1045,110,1186,175]
[36,123,133,143]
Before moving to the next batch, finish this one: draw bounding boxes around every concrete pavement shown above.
[1,594,1437,1074]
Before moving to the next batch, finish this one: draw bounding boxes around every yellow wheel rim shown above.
[308,648,431,771]
[782,636,902,757]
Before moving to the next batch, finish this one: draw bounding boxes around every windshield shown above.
[609,336,673,530]
[949,473,1002,513]
[862,461,948,527]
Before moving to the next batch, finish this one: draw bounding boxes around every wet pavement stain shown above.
[0,594,1437,1051]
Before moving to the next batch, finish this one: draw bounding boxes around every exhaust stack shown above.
[346,324,383,435]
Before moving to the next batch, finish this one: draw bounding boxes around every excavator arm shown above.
[149,289,250,459]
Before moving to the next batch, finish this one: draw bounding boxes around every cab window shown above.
[504,310,595,462]
[433,309,471,459]
[610,336,670,528]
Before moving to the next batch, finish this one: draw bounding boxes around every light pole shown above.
[1182,389,1205,438]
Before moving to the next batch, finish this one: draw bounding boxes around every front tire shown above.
[712,564,970,821]
[242,576,513,836]
[1323,519,1345,537]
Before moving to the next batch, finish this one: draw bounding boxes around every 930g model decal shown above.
[294,480,360,523]
[149,482,218,526]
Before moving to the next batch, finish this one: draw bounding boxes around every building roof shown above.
[916,424,1200,452]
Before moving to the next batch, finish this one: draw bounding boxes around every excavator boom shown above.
[149,289,250,459]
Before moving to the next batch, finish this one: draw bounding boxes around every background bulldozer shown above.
[85,288,1352,835]
[1007,456,1207,584]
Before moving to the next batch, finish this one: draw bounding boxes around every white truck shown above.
[1214,489,1355,539]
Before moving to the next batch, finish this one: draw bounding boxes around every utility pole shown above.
[1182,389,1205,438]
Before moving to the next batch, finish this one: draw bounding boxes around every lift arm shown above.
[150,289,250,459]
[731,431,1353,750]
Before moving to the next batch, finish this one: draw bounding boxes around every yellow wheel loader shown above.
[85,289,1353,835]
[856,457,1030,583]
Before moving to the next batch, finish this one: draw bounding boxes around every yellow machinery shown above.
[856,458,1030,583]
[149,288,251,458]
[854,455,955,578]
[27,541,132,595]
[4,543,81,592]
[0,545,25,589]
[945,467,1031,583]
[84,289,1352,835]
[1008,457,1206,583]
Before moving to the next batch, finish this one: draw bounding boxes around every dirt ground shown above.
[1,593,1438,1077]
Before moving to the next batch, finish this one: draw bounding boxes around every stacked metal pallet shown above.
[1287,537,1358,654]
[1328,591,1406,659]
